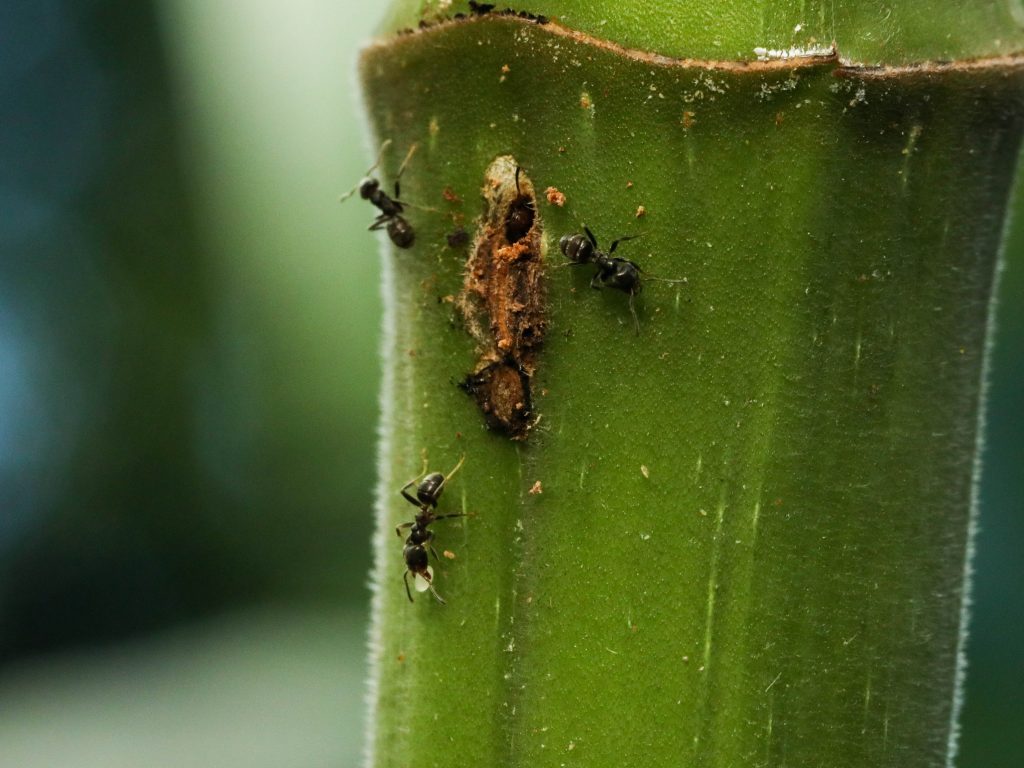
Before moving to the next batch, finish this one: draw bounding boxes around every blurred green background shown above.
[0,1,1019,766]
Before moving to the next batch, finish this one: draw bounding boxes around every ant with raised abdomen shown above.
[559,225,687,334]
[341,139,418,249]
[395,455,466,604]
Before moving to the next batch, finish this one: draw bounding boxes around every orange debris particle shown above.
[545,186,566,206]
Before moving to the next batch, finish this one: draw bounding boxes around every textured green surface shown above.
[360,14,1024,768]
[379,0,1024,64]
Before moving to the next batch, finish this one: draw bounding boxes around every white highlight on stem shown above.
[900,124,923,190]
[753,44,835,61]
[364,162,401,768]
[702,499,727,670]
[944,131,1017,768]
[862,671,874,735]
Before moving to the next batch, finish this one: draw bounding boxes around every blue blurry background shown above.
[0,2,1020,766]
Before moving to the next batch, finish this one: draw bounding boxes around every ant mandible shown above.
[395,455,466,604]
[341,139,418,249]
[559,225,686,334]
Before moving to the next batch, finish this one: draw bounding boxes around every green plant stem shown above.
[360,10,1024,768]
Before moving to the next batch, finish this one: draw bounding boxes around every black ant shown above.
[559,226,686,334]
[505,166,535,243]
[341,139,418,249]
[396,455,466,604]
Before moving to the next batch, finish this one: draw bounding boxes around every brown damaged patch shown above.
[460,361,532,435]
[457,156,544,439]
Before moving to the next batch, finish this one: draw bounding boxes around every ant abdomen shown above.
[560,233,593,263]
[403,543,429,571]
[388,217,415,248]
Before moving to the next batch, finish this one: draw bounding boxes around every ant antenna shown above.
[444,454,466,484]
[367,138,393,176]
[339,139,394,202]
[395,142,419,183]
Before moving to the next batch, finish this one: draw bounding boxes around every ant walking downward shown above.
[396,455,466,604]
[341,139,418,249]
[559,226,687,334]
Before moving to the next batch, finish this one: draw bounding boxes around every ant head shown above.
[358,178,379,199]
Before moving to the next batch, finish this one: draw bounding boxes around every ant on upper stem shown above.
[559,225,687,334]
[341,139,419,249]
[395,455,466,604]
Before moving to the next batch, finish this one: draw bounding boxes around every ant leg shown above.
[590,273,605,290]
[427,581,447,605]
[412,565,446,604]
[403,571,415,603]
[368,215,389,232]
[429,543,441,561]
[432,512,467,522]
[398,454,429,506]
[583,225,598,248]
[628,290,640,335]
[395,520,414,538]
